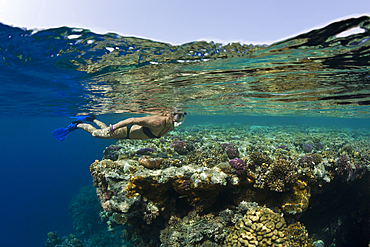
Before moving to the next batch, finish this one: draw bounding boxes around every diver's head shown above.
[170,112,187,127]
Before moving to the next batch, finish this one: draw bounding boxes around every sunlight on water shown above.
[0,16,369,117]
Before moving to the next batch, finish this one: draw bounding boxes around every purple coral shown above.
[299,155,313,166]
[222,143,239,159]
[180,180,191,191]
[315,142,324,150]
[336,154,352,175]
[103,145,121,161]
[229,158,246,175]
[303,143,314,153]
[171,140,190,155]
[276,145,287,149]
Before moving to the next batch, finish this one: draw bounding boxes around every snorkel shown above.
[172,112,187,127]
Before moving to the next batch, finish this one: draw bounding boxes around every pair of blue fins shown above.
[52,115,96,141]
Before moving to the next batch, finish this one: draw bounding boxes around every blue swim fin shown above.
[52,128,70,141]
[70,114,96,122]
[52,121,82,141]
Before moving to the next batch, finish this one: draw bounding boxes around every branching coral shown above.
[186,145,228,167]
[285,222,315,247]
[264,157,298,192]
[250,151,272,166]
[222,143,240,159]
[171,140,193,154]
[229,158,247,175]
[336,154,352,175]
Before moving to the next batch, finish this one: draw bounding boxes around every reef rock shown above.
[90,158,254,226]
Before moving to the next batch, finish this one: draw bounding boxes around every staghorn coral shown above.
[264,157,298,192]
[224,206,288,247]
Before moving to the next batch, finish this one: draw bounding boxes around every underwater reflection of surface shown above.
[1,16,369,117]
[69,16,369,117]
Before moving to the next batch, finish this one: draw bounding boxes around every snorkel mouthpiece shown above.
[173,112,186,127]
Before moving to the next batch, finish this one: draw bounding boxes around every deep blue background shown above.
[0,116,115,246]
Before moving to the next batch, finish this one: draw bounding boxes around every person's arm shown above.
[112,116,163,130]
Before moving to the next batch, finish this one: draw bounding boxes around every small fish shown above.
[178,195,188,198]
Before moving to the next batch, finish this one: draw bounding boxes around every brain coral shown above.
[224,206,288,247]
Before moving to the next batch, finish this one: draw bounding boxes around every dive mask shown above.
[173,112,187,127]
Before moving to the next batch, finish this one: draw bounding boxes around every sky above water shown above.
[0,0,369,45]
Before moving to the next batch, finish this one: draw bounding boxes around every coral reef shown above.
[68,185,125,247]
[45,231,82,247]
[52,122,370,247]
[138,155,162,168]
[160,211,227,246]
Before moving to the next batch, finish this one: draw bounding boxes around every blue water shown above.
[1,16,370,246]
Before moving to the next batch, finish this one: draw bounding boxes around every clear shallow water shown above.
[1,16,370,117]
[0,16,370,247]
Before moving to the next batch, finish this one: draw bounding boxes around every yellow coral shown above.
[224,206,288,246]
[280,180,311,215]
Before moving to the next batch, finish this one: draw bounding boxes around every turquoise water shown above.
[0,16,369,247]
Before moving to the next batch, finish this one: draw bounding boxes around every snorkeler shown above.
[52,112,186,141]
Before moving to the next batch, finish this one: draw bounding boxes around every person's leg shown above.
[77,122,128,139]
[92,119,107,129]
[76,123,97,134]
[76,123,112,139]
